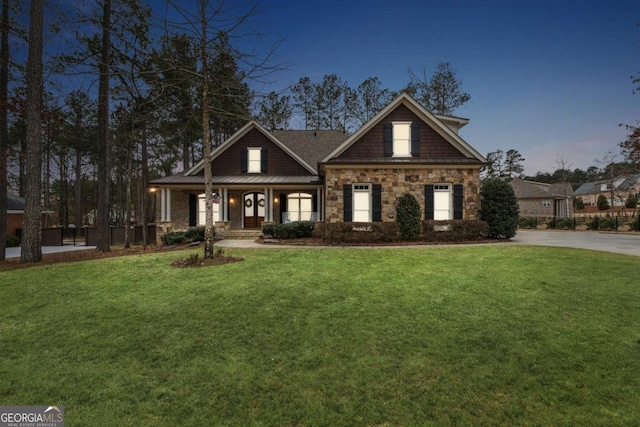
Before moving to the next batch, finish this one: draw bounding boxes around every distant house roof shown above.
[7,193,25,211]
[574,174,640,196]
[510,178,573,199]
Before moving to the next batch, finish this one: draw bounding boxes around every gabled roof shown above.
[272,130,347,167]
[574,174,640,196]
[184,121,324,176]
[510,178,573,199]
[7,193,25,211]
[320,92,487,163]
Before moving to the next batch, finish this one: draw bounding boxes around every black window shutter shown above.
[188,194,197,226]
[383,123,393,157]
[343,184,353,222]
[241,148,248,173]
[411,124,421,157]
[261,148,268,173]
[425,185,434,220]
[372,184,382,222]
[453,184,464,220]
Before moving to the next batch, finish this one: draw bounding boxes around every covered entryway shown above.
[243,192,265,228]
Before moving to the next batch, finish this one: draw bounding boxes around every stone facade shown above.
[324,167,481,223]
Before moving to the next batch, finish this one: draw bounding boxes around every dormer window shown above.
[384,122,420,157]
[241,147,268,173]
[392,122,411,157]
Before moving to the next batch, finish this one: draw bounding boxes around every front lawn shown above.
[1,246,639,425]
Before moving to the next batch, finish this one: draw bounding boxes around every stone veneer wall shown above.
[325,168,481,223]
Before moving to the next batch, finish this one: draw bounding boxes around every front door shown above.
[244,192,265,228]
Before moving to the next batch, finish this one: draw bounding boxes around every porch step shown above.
[223,229,263,240]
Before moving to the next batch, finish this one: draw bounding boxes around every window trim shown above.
[433,183,453,220]
[353,183,372,222]
[247,147,262,173]
[392,122,411,157]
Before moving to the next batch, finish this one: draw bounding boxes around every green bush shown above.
[625,194,637,209]
[161,231,186,246]
[318,222,400,244]
[6,235,20,247]
[423,220,489,242]
[262,221,315,239]
[396,193,421,241]
[479,178,519,239]
[574,196,585,210]
[184,226,205,242]
[518,217,538,229]
[597,194,609,211]
[553,218,575,230]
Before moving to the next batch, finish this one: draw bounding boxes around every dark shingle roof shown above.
[149,175,322,186]
[272,130,348,168]
[8,193,25,211]
[510,178,572,199]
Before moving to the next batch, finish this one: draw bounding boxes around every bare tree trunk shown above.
[200,0,214,259]
[21,0,43,263]
[140,120,149,247]
[0,0,9,261]
[75,145,82,227]
[96,0,111,252]
[124,139,132,248]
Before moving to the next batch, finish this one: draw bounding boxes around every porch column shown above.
[222,188,228,222]
[161,188,171,221]
[264,187,270,221]
[316,187,322,221]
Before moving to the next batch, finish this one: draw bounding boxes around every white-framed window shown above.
[434,184,452,220]
[393,122,411,157]
[287,192,313,221]
[353,184,371,222]
[198,193,221,225]
[247,147,261,173]
[542,199,552,208]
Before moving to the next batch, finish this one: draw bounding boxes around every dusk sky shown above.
[250,0,640,175]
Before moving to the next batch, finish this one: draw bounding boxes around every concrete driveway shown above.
[4,245,96,259]
[511,230,640,257]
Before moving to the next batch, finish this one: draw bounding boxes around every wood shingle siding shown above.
[210,128,311,176]
[339,105,466,159]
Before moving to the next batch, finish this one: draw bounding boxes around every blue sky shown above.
[252,0,640,174]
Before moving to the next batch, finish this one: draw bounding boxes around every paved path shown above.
[4,245,97,259]
[5,230,639,259]
[217,230,640,257]
[510,230,640,257]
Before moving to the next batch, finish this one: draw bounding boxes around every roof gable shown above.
[184,122,318,176]
[321,92,487,163]
[510,178,573,199]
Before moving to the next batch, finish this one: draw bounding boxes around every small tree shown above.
[574,196,585,211]
[597,194,610,211]
[396,193,421,241]
[625,193,637,209]
[479,178,519,239]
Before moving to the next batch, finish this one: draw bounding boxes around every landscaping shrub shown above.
[625,193,637,209]
[597,194,610,211]
[262,221,315,239]
[161,226,209,246]
[479,178,519,239]
[586,216,618,231]
[396,193,421,241]
[518,217,538,229]
[184,226,205,242]
[553,217,575,230]
[574,196,585,211]
[423,220,489,242]
[319,222,400,244]
[6,235,20,247]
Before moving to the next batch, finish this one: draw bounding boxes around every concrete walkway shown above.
[5,230,639,259]
[217,229,640,257]
[4,245,97,259]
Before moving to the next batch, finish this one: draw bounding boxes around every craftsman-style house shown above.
[149,93,488,238]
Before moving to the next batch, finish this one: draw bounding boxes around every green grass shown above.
[1,246,640,426]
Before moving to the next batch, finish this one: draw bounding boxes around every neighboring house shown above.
[6,193,25,236]
[509,178,574,217]
[149,93,488,237]
[574,175,640,208]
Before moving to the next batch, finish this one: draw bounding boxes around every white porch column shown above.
[161,188,172,221]
[222,188,228,221]
[317,187,322,221]
[264,187,270,221]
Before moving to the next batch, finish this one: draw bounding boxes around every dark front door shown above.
[244,192,265,228]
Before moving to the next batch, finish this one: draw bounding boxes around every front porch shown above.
[154,185,323,240]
